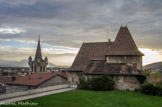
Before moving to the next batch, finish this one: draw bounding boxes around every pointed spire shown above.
[35,36,42,60]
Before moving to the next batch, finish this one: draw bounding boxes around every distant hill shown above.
[0,59,56,67]
[143,62,162,70]
[143,62,162,74]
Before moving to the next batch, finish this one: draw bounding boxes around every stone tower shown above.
[28,37,48,72]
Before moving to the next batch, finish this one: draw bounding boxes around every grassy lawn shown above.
[5,89,162,107]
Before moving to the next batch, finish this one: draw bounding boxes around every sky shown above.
[0,0,162,66]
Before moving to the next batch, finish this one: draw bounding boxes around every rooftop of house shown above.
[0,76,10,83]
[13,70,29,73]
[0,75,22,83]
[67,26,144,72]
[6,72,67,86]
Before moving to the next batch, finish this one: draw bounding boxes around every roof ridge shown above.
[83,41,114,44]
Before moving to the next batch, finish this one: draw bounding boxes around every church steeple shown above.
[29,36,48,72]
[35,36,42,60]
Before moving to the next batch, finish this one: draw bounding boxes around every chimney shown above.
[108,39,111,48]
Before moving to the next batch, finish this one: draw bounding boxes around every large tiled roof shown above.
[67,42,109,71]
[67,26,144,72]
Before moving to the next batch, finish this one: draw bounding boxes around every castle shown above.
[28,37,48,72]
[67,26,144,90]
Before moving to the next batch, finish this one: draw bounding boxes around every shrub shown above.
[1,71,9,76]
[156,82,162,88]
[78,75,115,91]
[135,75,146,84]
[140,82,157,95]
[156,82,162,96]
[140,82,162,96]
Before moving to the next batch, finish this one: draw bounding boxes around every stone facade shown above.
[28,37,48,72]
[106,56,142,70]
[38,76,67,88]
[85,75,140,91]
[68,72,84,84]
[113,75,140,90]
[28,58,48,72]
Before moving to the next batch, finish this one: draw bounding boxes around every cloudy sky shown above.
[0,0,162,66]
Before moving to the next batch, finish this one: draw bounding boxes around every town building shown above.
[67,26,144,90]
[28,37,48,72]
[6,72,67,93]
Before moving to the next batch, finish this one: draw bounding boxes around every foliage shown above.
[78,75,115,91]
[140,82,157,95]
[156,82,162,96]
[140,81,162,96]
[1,71,9,76]
[142,69,162,78]
[142,69,151,76]
[135,75,146,84]
[156,82,162,88]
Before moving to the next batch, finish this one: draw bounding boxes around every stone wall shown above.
[85,75,140,91]
[0,84,69,100]
[68,72,84,84]
[113,75,140,91]
[38,75,67,88]
[6,85,30,93]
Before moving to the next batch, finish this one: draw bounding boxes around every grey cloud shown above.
[0,0,36,6]
[0,46,77,65]
[0,0,162,50]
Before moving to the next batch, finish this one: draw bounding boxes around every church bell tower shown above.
[28,37,48,72]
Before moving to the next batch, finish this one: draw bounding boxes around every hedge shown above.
[140,82,162,96]
[78,75,115,91]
